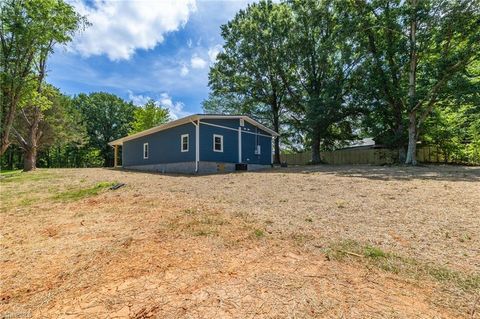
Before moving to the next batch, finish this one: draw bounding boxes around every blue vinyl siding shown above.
[122,123,196,166]
[199,119,239,163]
[241,120,272,165]
[241,121,270,136]
[241,130,272,165]
[199,118,272,165]
[121,117,274,167]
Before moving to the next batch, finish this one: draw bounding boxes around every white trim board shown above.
[213,134,224,152]
[143,143,149,159]
[200,121,274,138]
[180,134,189,152]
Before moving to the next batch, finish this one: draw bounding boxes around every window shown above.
[143,143,149,159]
[213,134,223,152]
[240,118,245,127]
[181,134,189,152]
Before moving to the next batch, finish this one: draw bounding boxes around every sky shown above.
[47,0,252,119]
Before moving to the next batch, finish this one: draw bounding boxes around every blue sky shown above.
[47,0,251,119]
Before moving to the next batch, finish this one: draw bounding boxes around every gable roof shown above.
[108,114,279,146]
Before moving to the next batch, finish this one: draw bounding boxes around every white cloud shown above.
[207,44,222,63]
[127,90,151,106]
[69,0,197,60]
[158,93,191,120]
[190,55,207,69]
[127,91,191,120]
[180,64,189,77]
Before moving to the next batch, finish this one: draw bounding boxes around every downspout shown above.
[238,126,242,163]
[271,137,274,165]
[191,120,200,173]
[196,120,200,173]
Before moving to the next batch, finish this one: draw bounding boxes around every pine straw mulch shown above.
[0,165,479,318]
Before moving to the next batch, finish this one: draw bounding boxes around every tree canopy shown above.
[2,0,479,169]
[205,0,480,165]
[130,100,170,134]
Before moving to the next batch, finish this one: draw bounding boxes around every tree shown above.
[353,0,480,165]
[208,0,294,164]
[13,86,87,167]
[202,92,247,115]
[130,99,169,134]
[280,0,362,162]
[0,0,84,158]
[421,62,480,164]
[73,92,135,167]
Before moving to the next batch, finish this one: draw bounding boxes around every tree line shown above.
[204,0,480,165]
[2,0,479,171]
[0,0,169,171]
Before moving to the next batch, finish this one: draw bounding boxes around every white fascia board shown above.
[108,115,200,146]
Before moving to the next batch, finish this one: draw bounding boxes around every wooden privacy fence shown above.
[280,146,480,165]
[280,148,397,165]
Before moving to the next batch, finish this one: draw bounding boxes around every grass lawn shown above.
[1,165,479,318]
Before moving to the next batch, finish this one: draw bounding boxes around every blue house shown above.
[109,114,279,174]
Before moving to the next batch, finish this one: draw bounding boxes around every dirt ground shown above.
[1,165,479,318]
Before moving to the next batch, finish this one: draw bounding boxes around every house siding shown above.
[122,123,196,167]
[121,117,274,172]
[241,130,272,165]
[199,118,273,165]
[199,119,239,163]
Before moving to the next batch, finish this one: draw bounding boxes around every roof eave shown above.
[108,114,279,146]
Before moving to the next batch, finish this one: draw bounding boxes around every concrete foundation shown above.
[125,162,196,174]
[124,161,271,174]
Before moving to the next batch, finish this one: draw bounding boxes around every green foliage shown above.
[130,100,169,134]
[207,0,295,163]
[363,245,386,258]
[53,181,116,201]
[253,229,265,238]
[0,169,53,183]
[351,0,480,163]
[0,0,86,156]
[285,0,362,157]
[72,92,135,167]
[3,0,479,168]
[202,92,245,115]
[326,240,479,292]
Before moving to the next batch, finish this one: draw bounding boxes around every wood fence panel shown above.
[280,146,478,165]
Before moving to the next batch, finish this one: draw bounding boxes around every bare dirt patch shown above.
[1,165,479,318]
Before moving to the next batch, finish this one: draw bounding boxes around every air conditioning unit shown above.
[254,145,261,155]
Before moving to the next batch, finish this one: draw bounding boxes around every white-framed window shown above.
[240,118,245,127]
[143,143,149,159]
[181,134,189,152]
[213,134,223,152]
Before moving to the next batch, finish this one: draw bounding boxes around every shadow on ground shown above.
[108,164,480,183]
[267,164,480,182]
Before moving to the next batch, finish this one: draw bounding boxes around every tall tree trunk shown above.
[394,122,406,163]
[272,112,281,164]
[405,0,418,165]
[23,146,37,171]
[22,108,41,171]
[19,49,49,171]
[311,134,321,164]
[0,96,18,156]
[398,146,406,163]
[6,145,14,170]
[405,111,417,165]
[274,137,281,165]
